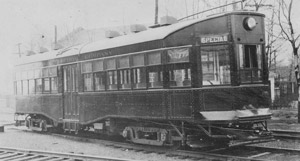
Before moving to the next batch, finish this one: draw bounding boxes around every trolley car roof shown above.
[15,11,264,66]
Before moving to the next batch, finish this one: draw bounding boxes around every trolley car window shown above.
[120,69,131,89]
[94,72,106,91]
[238,44,262,83]
[118,56,130,68]
[34,69,42,78]
[106,59,116,70]
[16,72,21,80]
[22,80,28,95]
[28,71,34,79]
[148,52,161,65]
[84,73,94,91]
[93,60,104,72]
[107,71,118,90]
[82,62,93,73]
[16,81,22,95]
[49,67,57,77]
[132,54,144,67]
[169,67,191,87]
[148,66,163,88]
[49,67,58,93]
[28,79,35,94]
[21,71,27,80]
[36,79,43,93]
[133,68,147,89]
[82,62,93,91]
[43,78,50,93]
[201,46,231,86]
[51,77,58,92]
[42,68,49,77]
[167,48,189,63]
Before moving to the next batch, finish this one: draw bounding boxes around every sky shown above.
[0,0,299,94]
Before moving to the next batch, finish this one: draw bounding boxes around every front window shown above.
[238,44,262,83]
[201,45,231,86]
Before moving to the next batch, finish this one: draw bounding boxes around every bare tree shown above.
[277,0,300,122]
[244,0,272,11]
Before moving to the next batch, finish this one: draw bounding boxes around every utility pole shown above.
[154,0,158,25]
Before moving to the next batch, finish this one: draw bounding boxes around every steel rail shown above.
[0,147,138,161]
[271,129,300,140]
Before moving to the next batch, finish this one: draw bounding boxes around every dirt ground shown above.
[268,108,300,130]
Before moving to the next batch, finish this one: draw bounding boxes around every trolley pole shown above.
[17,43,21,57]
[154,0,158,25]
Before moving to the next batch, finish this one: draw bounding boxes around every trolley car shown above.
[14,10,272,148]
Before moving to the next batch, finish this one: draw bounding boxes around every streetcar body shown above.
[14,11,272,148]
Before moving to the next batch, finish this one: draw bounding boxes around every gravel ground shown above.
[0,126,194,161]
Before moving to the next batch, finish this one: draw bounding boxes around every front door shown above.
[63,64,79,121]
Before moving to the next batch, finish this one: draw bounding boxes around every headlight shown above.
[243,17,257,31]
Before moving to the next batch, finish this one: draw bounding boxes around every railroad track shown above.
[9,126,300,161]
[25,130,268,161]
[210,145,300,160]
[0,147,135,161]
[271,129,300,140]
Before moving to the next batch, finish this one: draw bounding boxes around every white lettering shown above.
[200,35,228,44]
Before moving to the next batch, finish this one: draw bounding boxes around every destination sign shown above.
[200,34,228,44]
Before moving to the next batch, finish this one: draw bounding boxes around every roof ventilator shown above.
[39,47,49,54]
[160,16,178,26]
[130,24,147,33]
[105,30,121,38]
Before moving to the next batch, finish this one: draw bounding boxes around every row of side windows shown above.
[82,48,191,91]
[15,67,58,95]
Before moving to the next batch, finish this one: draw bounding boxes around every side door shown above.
[62,64,79,120]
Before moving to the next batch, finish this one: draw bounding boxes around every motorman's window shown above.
[238,44,262,83]
[201,45,231,86]
[82,62,93,91]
